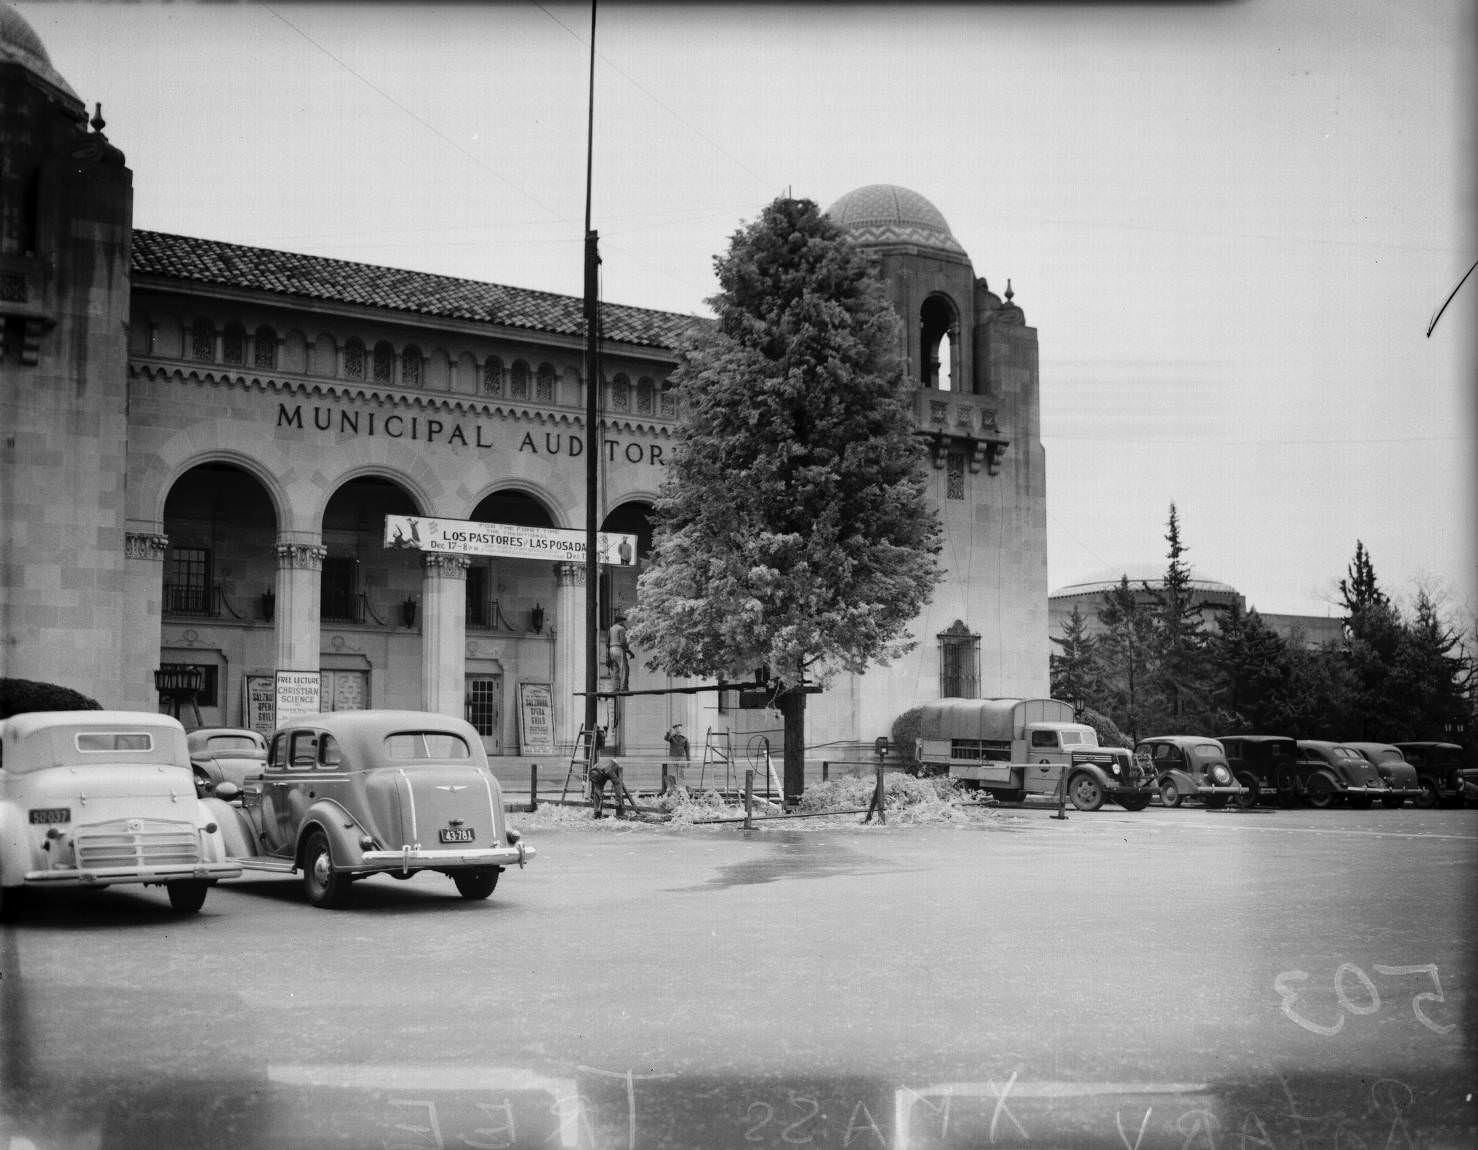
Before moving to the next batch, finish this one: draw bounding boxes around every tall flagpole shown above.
[582,0,601,752]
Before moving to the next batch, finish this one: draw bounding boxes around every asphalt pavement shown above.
[2,801,1474,1149]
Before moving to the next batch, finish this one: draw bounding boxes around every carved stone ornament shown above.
[125,532,169,560]
[554,562,587,586]
[274,542,329,570]
[423,553,470,579]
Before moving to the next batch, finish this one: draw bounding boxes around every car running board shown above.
[232,855,297,873]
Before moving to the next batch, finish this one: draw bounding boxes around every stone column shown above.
[122,530,169,711]
[274,540,327,673]
[553,562,589,742]
[420,553,468,716]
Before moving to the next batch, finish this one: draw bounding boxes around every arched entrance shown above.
[160,462,278,727]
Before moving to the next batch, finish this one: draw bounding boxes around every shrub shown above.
[1076,704,1131,749]
[890,706,924,772]
[0,679,103,720]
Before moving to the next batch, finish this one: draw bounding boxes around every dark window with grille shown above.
[165,547,212,614]
[938,620,979,698]
[254,326,277,369]
[465,565,489,629]
[320,557,361,622]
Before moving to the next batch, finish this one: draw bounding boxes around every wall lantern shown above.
[260,589,275,623]
[401,597,418,628]
[530,603,545,634]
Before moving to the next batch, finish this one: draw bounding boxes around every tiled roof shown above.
[130,230,706,351]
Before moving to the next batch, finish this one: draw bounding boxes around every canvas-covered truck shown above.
[911,698,1154,811]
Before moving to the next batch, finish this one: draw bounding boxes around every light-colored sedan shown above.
[0,710,240,916]
[205,709,533,908]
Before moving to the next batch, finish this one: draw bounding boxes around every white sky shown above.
[23,0,1477,622]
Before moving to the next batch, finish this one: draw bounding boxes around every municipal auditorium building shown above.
[1,6,1049,768]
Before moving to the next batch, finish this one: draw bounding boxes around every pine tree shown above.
[1145,503,1211,729]
[1096,576,1156,742]
[1207,602,1292,731]
[627,196,943,804]
[1050,605,1102,707]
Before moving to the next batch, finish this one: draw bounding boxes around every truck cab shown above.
[913,698,1154,811]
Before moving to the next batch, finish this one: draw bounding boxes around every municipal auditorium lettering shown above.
[275,402,666,464]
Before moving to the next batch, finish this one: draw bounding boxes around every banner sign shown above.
[274,670,322,725]
[385,515,637,566]
[517,682,557,755]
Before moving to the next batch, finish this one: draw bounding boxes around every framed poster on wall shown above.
[517,681,556,755]
[244,674,276,735]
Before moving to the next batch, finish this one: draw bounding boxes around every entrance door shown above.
[467,675,503,752]
[321,669,368,712]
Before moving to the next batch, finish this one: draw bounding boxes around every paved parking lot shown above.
[2,802,1473,1149]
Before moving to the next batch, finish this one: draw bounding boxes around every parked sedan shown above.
[1394,742,1475,808]
[187,727,267,794]
[1217,734,1301,807]
[1342,742,1424,808]
[1135,736,1249,809]
[1294,740,1390,808]
[205,710,533,908]
[0,710,240,916]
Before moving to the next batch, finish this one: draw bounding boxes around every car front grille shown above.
[74,822,200,870]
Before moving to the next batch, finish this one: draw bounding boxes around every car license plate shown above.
[29,807,71,824]
[439,827,475,843]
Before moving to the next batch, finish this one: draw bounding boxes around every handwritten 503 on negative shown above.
[1274,963,1456,1037]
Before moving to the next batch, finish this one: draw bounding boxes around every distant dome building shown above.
[826,184,968,258]
[1049,565,1344,648]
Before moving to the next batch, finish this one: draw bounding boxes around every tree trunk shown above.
[778,687,807,809]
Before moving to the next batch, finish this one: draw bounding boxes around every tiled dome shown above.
[0,2,82,105]
[825,184,965,256]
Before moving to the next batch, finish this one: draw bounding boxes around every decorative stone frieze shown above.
[274,542,328,570]
[423,553,470,580]
[125,531,169,560]
[554,562,587,587]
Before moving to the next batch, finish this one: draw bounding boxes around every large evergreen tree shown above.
[1145,503,1212,730]
[626,196,943,804]
[1096,576,1156,741]
[1050,605,1101,707]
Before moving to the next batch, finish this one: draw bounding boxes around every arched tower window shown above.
[401,345,422,388]
[254,325,278,369]
[190,317,216,362]
[920,294,959,392]
[344,338,365,381]
[372,341,395,384]
[483,356,505,396]
[222,323,246,365]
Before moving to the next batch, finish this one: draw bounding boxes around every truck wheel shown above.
[1305,774,1336,809]
[167,881,209,914]
[1159,779,1183,808]
[1068,774,1104,812]
[1234,773,1259,809]
[303,830,351,909]
[1117,793,1152,811]
[452,869,500,901]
